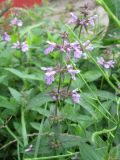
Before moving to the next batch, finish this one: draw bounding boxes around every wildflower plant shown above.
[1,1,120,160]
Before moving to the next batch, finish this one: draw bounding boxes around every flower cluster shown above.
[2,32,11,42]
[12,41,29,52]
[41,67,56,85]
[51,88,80,104]
[41,60,80,104]
[10,17,23,27]
[97,57,115,69]
[44,40,93,60]
[67,65,80,80]
[41,65,80,85]
[69,12,98,28]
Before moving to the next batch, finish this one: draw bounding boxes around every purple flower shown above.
[69,12,98,29]
[41,67,56,85]
[68,12,78,24]
[12,41,29,52]
[10,17,23,27]
[74,49,83,59]
[45,71,56,85]
[88,15,98,27]
[79,19,89,26]
[97,57,115,69]
[83,40,94,51]
[12,41,21,49]
[71,90,80,103]
[70,41,84,59]
[67,65,80,80]
[52,96,57,101]
[2,32,11,42]
[44,41,56,55]
[21,42,29,52]
[106,60,115,68]
[16,19,23,27]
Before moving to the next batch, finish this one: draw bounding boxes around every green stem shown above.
[91,126,117,143]
[17,142,21,160]
[21,106,28,147]
[100,76,104,90]
[70,61,116,124]
[96,0,120,27]
[79,26,82,38]
[0,118,23,146]
[67,78,72,93]
[66,24,120,95]
[34,103,47,158]
[25,152,79,160]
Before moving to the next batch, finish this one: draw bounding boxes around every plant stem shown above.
[17,142,21,160]
[34,103,47,158]
[24,152,79,160]
[0,118,23,146]
[54,72,62,138]
[79,26,82,39]
[100,76,104,89]
[67,78,72,93]
[21,106,28,147]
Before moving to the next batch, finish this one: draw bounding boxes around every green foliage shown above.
[0,1,120,160]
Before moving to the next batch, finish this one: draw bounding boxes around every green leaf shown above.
[27,93,52,116]
[0,96,15,109]
[82,90,116,101]
[5,68,43,81]
[61,105,93,126]
[20,22,44,37]
[110,144,120,159]
[8,87,21,103]
[84,70,102,82]
[80,143,107,160]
